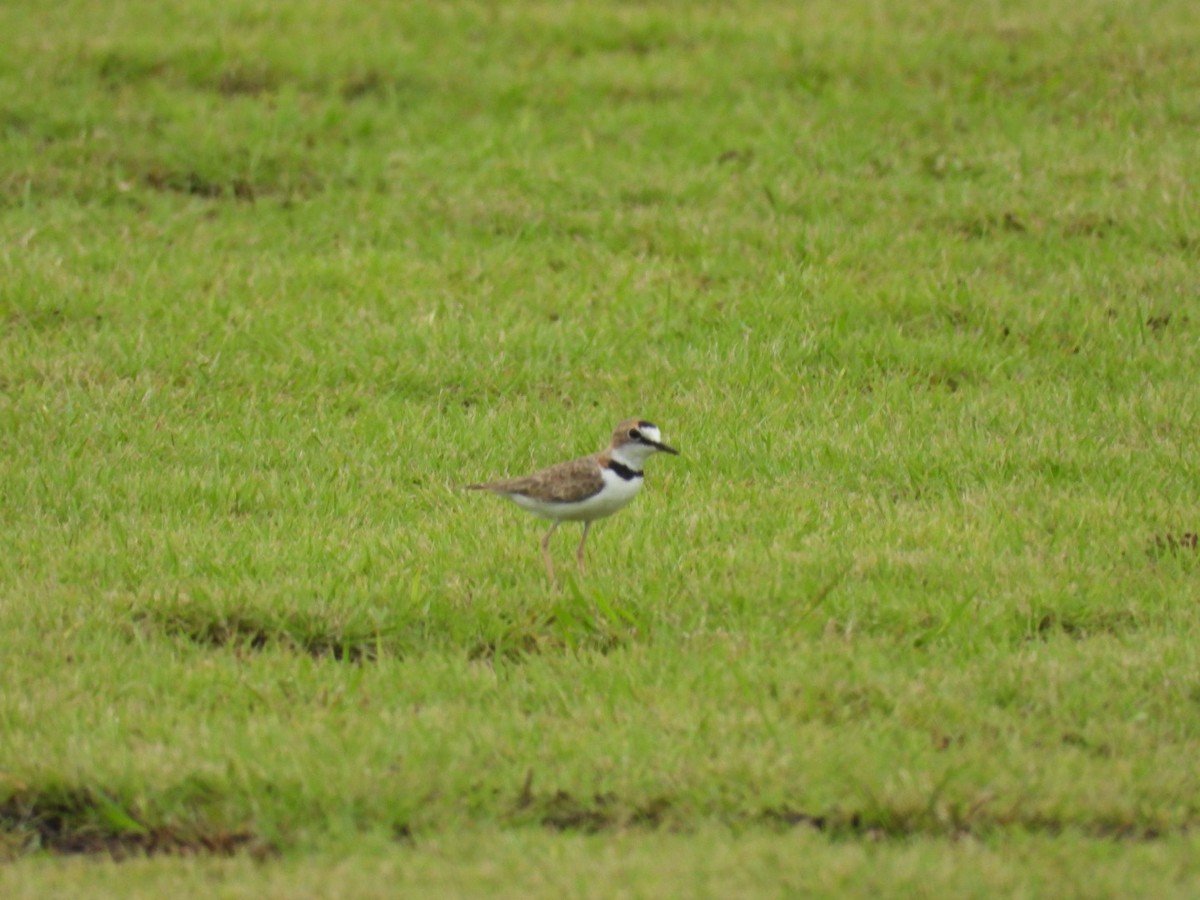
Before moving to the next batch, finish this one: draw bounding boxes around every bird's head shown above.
[611,419,679,467]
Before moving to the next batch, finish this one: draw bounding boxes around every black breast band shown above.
[607,460,643,481]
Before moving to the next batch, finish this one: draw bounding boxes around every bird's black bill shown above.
[631,427,679,455]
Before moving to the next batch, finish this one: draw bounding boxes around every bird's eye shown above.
[628,429,640,440]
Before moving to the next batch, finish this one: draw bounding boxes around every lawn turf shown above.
[2,0,1200,894]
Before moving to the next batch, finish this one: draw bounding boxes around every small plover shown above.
[467,419,679,584]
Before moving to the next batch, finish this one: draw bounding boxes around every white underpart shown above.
[510,466,644,522]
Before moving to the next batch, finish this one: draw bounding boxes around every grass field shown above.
[3,0,1200,894]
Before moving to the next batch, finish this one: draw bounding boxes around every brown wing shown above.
[467,454,604,502]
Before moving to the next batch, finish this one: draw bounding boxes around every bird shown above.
[467,419,679,584]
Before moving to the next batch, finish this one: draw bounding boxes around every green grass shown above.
[3,0,1200,893]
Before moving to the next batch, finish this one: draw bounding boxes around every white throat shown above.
[611,442,653,471]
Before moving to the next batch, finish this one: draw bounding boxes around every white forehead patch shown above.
[640,425,662,444]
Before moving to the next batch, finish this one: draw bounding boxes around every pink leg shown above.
[541,522,560,586]
[576,521,591,575]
